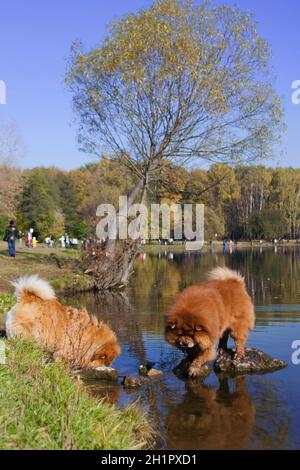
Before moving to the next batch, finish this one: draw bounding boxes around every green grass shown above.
[0,241,85,295]
[0,296,152,450]
[0,294,14,317]
[0,339,152,450]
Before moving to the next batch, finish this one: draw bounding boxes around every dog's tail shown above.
[13,275,56,303]
[208,267,244,283]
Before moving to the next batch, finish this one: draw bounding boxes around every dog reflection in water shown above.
[166,377,255,450]
[87,384,121,406]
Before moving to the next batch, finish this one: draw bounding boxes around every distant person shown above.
[3,220,19,257]
[26,230,32,248]
[18,230,24,249]
[72,237,78,249]
[28,228,34,247]
[59,235,66,249]
[49,235,55,248]
[82,238,88,254]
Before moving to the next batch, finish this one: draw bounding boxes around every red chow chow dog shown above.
[165,267,255,377]
[6,275,120,369]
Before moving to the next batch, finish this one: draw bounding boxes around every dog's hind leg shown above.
[231,330,249,360]
[218,329,230,352]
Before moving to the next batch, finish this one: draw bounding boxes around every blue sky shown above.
[0,0,299,169]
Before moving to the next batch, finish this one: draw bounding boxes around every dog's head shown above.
[165,285,219,355]
[89,339,121,368]
[165,315,212,353]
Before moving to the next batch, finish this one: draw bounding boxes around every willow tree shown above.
[67,0,283,289]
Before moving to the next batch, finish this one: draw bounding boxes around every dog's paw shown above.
[233,352,245,363]
[188,365,202,378]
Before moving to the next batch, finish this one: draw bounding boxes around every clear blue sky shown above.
[0,0,299,169]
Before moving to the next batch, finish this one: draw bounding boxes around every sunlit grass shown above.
[0,339,152,450]
[0,294,14,317]
[0,291,151,450]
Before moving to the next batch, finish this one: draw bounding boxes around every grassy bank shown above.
[0,339,151,450]
[0,294,14,330]
[0,242,93,295]
[0,294,14,316]
[0,297,151,450]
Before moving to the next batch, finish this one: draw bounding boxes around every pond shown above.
[70,246,300,450]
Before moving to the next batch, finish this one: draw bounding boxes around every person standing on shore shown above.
[59,234,66,249]
[18,230,24,249]
[26,229,33,248]
[3,221,19,257]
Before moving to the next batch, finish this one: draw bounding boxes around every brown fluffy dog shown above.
[6,276,120,369]
[165,267,255,377]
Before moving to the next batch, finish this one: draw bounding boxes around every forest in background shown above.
[1,160,299,242]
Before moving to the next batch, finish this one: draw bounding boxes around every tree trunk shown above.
[105,177,145,254]
[83,176,148,290]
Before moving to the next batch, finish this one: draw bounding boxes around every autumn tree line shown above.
[0,160,299,243]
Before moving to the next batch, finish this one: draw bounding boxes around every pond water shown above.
[70,246,300,450]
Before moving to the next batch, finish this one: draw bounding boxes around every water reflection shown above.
[133,246,300,314]
[66,247,300,449]
[71,290,148,363]
[166,377,255,450]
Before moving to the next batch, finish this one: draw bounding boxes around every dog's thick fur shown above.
[165,267,255,377]
[6,275,120,369]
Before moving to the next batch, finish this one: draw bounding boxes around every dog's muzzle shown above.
[179,340,194,349]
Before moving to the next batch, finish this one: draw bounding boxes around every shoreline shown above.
[1,240,299,295]
[0,298,152,450]
[139,240,300,254]
[0,339,151,450]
